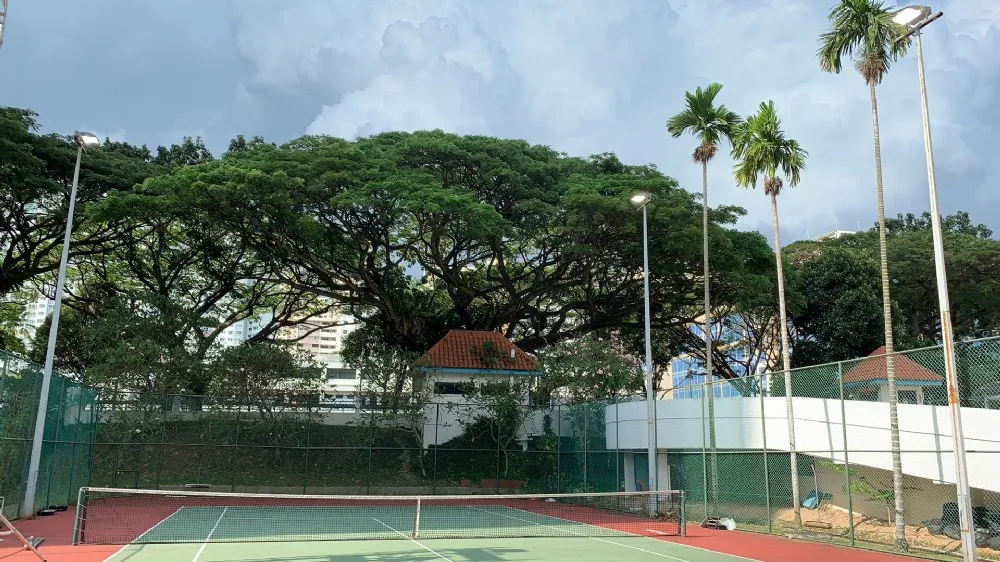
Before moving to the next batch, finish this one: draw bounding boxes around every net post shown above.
[72,486,87,545]
[413,497,421,539]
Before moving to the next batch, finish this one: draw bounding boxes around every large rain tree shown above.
[818,0,911,548]
[149,131,777,363]
[731,100,808,528]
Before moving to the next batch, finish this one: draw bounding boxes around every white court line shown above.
[101,506,187,562]
[504,507,763,562]
[473,506,764,562]
[191,507,229,562]
[372,518,454,562]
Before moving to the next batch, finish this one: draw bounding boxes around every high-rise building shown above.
[277,310,360,409]
[17,293,55,343]
[664,314,774,399]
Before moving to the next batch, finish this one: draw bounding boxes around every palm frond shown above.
[816,0,911,85]
[666,83,743,160]
[730,101,807,194]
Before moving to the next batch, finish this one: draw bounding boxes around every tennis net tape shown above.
[74,487,685,544]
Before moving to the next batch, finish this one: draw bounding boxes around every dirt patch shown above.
[773,506,1000,560]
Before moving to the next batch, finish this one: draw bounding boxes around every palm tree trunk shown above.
[770,189,800,528]
[703,160,720,513]
[870,80,908,552]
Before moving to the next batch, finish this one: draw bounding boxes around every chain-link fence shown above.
[87,392,623,496]
[652,336,1000,561]
[0,350,98,518]
[5,335,999,560]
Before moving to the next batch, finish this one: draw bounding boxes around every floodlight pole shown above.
[639,200,658,495]
[897,7,976,561]
[0,0,8,49]
[22,136,89,518]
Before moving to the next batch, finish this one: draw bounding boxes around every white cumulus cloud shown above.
[230,0,1000,241]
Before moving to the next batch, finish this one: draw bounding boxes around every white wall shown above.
[607,397,1000,492]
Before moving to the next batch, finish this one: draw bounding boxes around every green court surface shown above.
[105,536,749,561]
[98,505,750,561]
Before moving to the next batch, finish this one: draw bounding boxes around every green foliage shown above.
[536,333,642,401]
[162,131,775,360]
[209,342,321,415]
[789,246,884,365]
[786,214,1000,363]
[0,107,161,295]
[666,83,742,161]
[0,293,28,354]
[879,211,993,239]
[817,0,911,86]
[449,377,536,477]
[731,101,808,196]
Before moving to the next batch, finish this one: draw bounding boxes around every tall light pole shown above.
[22,131,100,518]
[631,192,657,495]
[0,0,8,48]
[893,6,977,562]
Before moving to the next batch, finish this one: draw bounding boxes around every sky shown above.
[1,0,998,243]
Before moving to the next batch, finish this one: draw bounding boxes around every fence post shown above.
[700,384,708,519]
[154,400,166,490]
[303,413,311,494]
[838,361,854,547]
[615,397,621,492]
[495,406,502,492]
[41,377,63,508]
[556,404,562,493]
[432,404,441,494]
[759,373,772,533]
[583,403,589,493]
[230,413,240,493]
[66,383,82,506]
[87,395,99,491]
[367,406,374,495]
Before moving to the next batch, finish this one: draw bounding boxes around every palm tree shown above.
[666,83,741,515]
[818,0,911,550]
[731,101,807,529]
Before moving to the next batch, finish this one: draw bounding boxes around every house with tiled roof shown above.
[417,330,543,448]
[841,346,945,405]
[421,329,540,373]
[418,329,541,397]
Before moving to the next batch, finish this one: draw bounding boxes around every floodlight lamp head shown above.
[74,131,100,149]
[630,193,652,209]
[893,5,932,26]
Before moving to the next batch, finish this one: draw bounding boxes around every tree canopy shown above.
[5,104,1000,392]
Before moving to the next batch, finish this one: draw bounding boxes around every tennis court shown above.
[65,487,757,561]
[94,505,744,562]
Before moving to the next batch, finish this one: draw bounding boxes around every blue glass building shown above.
[668,314,770,399]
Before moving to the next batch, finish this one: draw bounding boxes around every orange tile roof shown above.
[419,330,539,372]
[842,346,945,384]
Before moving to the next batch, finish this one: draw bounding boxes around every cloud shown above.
[227,0,999,242]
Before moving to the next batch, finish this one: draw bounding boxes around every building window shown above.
[434,382,473,396]
[326,369,357,380]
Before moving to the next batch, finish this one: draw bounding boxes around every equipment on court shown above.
[701,516,735,531]
[73,487,686,545]
[0,511,47,561]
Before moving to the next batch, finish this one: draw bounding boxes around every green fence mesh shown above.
[4,336,1000,559]
[0,349,97,518]
[654,337,1000,561]
[86,394,623,496]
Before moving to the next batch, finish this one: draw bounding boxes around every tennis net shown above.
[74,487,685,545]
